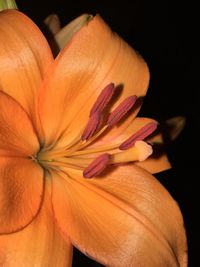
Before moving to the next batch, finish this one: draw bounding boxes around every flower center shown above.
[36,83,157,178]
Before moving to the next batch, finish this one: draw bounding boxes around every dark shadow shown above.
[146,123,170,159]
[150,142,166,158]
[40,22,60,57]
[73,247,104,267]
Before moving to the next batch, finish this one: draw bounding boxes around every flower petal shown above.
[0,91,39,157]
[0,179,72,267]
[0,10,53,126]
[136,153,171,174]
[51,166,187,267]
[39,14,149,147]
[0,157,44,234]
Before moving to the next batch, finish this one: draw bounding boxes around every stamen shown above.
[81,112,101,141]
[83,153,110,178]
[90,83,115,117]
[107,95,137,127]
[119,122,158,150]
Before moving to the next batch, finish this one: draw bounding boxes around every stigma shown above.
[37,83,157,178]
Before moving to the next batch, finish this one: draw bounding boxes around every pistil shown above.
[111,141,153,164]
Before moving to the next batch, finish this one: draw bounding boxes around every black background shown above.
[17,1,199,266]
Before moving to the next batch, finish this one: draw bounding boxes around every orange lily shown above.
[0,9,187,267]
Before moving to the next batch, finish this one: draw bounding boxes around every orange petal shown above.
[0,91,39,157]
[0,179,72,267]
[39,14,149,147]
[51,167,187,267]
[0,157,44,234]
[0,10,53,128]
[136,153,171,174]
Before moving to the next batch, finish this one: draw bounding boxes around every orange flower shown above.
[0,9,187,267]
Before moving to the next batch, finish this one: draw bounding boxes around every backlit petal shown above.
[52,167,187,267]
[0,179,72,267]
[165,116,186,141]
[39,14,149,147]
[54,14,93,52]
[0,91,39,157]
[43,14,61,56]
[44,14,61,36]
[0,10,53,127]
[0,158,44,234]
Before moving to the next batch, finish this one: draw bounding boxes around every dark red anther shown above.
[83,153,110,178]
[90,83,115,117]
[81,112,101,141]
[107,95,137,127]
[119,122,158,150]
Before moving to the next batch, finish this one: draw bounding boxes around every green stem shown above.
[0,0,18,11]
